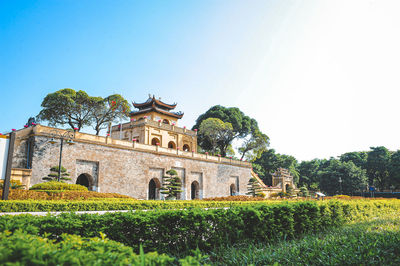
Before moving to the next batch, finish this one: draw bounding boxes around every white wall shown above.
[0,137,9,180]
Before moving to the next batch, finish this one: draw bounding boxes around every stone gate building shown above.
[10,96,253,199]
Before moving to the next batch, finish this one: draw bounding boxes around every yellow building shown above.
[111,95,197,152]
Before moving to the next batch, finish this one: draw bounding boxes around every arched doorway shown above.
[230,184,236,196]
[183,144,190,152]
[151,137,160,146]
[76,173,93,190]
[191,181,200,200]
[148,178,161,200]
[162,119,170,124]
[168,141,176,149]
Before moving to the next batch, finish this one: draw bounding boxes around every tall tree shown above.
[253,149,298,186]
[91,94,131,135]
[389,150,400,189]
[198,118,234,155]
[298,159,323,189]
[366,146,391,190]
[193,105,267,157]
[238,128,269,161]
[319,159,367,195]
[37,89,97,131]
[339,151,368,169]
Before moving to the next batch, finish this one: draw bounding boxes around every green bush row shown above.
[205,212,400,265]
[30,181,88,191]
[0,199,256,212]
[0,230,205,265]
[1,200,398,254]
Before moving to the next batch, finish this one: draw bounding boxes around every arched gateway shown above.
[76,173,94,190]
[148,178,161,200]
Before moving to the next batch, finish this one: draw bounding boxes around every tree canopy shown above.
[252,149,299,186]
[37,89,96,131]
[198,118,234,155]
[37,89,130,134]
[193,105,269,157]
[91,94,131,135]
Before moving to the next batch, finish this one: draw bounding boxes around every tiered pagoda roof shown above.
[131,95,184,119]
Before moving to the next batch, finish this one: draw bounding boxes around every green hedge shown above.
[0,230,204,265]
[0,199,257,212]
[1,200,398,254]
[30,181,88,191]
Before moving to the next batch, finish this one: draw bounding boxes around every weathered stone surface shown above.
[12,127,252,199]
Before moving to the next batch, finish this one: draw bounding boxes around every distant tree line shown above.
[252,146,400,195]
[193,106,400,196]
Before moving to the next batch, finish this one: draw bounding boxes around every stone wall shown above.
[13,127,252,199]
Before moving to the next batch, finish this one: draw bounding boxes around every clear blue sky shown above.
[1,0,400,161]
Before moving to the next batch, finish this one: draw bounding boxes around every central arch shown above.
[230,184,236,196]
[191,181,200,200]
[76,173,94,190]
[183,144,190,152]
[151,137,160,146]
[148,178,161,200]
[168,141,176,149]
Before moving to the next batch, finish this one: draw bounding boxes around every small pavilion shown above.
[111,95,197,152]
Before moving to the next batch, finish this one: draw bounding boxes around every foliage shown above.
[42,165,71,182]
[202,196,266,201]
[36,88,130,134]
[299,186,309,197]
[277,191,289,198]
[366,146,391,190]
[1,200,398,255]
[339,151,368,169]
[160,169,183,199]
[198,118,234,155]
[0,189,131,201]
[297,159,324,189]
[30,181,88,191]
[319,160,367,195]
[0,230,204,265]
[286,185,295,196]
[246,177,264,197]
[389,150,400,189]
[238,128,269,161]
[0,180,25,190]
[0,199,263,212]
[36,88,98,131]
[206,212,400,265]
[253,149,299,185]
[192,105,267,157]
[91,94,131,135]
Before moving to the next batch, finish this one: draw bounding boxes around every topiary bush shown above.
[30,181,88,191]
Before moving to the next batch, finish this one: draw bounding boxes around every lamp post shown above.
[48,130,75,181]
[338,177,342,195]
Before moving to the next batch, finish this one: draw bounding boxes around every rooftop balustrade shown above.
[111,119,197,137]
[28,125,251,168]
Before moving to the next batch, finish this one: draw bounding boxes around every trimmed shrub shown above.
[30,181,88,191]
[0,189,132,201]
[0,230,204,265]
[203,195,266,201]
[0,199,252,212]
[0,180,25,189]
[1,200,398,255]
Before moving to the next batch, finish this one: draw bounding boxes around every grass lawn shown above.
[206,211,400,265]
